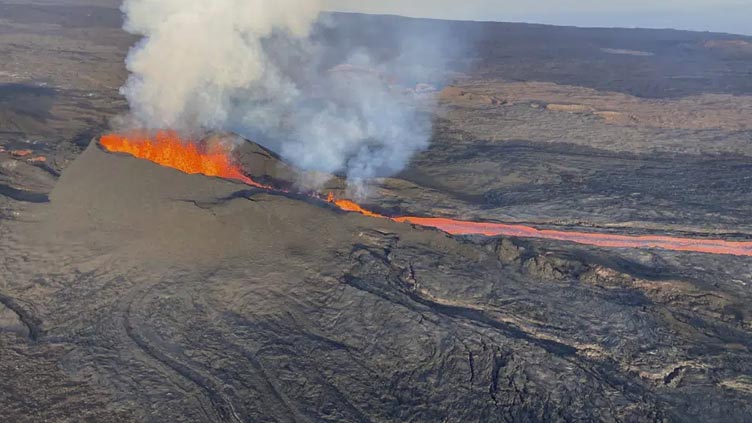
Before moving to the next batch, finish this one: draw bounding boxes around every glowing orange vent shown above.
[100,131,266,188]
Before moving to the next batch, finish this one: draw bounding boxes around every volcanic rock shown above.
[0,138,746,422]
[3,7,752,423]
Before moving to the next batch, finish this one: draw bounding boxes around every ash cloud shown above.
[120,1,456,194]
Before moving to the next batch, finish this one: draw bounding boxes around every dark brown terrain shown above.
[2,2,752,422]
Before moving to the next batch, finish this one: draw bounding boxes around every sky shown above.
[323,1,751,36]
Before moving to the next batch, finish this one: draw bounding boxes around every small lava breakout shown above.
[100,132,752,257]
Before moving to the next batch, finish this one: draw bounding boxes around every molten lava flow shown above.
[98,132,752,257]
[100,131,268,188]
[393,217,752,257]
[326,193,386,218]
[325,195,752,257]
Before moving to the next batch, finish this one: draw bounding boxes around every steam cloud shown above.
[120,0,445,193]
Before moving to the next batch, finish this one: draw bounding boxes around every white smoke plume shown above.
[120,0,443,194]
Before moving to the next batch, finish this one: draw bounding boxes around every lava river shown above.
[100,133,752,257]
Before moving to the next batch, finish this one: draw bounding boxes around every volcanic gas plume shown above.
[118,0,442,191]
[99,133,752,257]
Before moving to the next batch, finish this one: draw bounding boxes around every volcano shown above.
[8,134,745,422]
[4,7,752,423]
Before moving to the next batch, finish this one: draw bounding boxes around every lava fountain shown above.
[99,133,752,257]
[100,131,268,188]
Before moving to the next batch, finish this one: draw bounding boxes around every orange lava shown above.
[326,193,386,218]
[97,132,752,257]
[100,131,267,188]
[1,148,46,163]
[393,217,752,257]
[10,149,33,157]
[322,197,752,255]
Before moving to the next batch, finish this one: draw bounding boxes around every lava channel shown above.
[391,217,752,257]
[99,133,752,257]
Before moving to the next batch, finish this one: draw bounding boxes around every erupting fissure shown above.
[325,193,386,218]
[99,133,752,257]
[100,132,268,188]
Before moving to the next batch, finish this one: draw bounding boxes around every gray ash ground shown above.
[2,2,752,422]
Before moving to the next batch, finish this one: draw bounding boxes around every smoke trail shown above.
[120,1,442,194]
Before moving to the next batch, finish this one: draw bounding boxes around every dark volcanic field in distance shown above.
[2,2,752,422]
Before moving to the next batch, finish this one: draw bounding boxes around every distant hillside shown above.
[319,12,752,98]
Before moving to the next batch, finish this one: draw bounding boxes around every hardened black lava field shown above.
[2,2,752,422]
